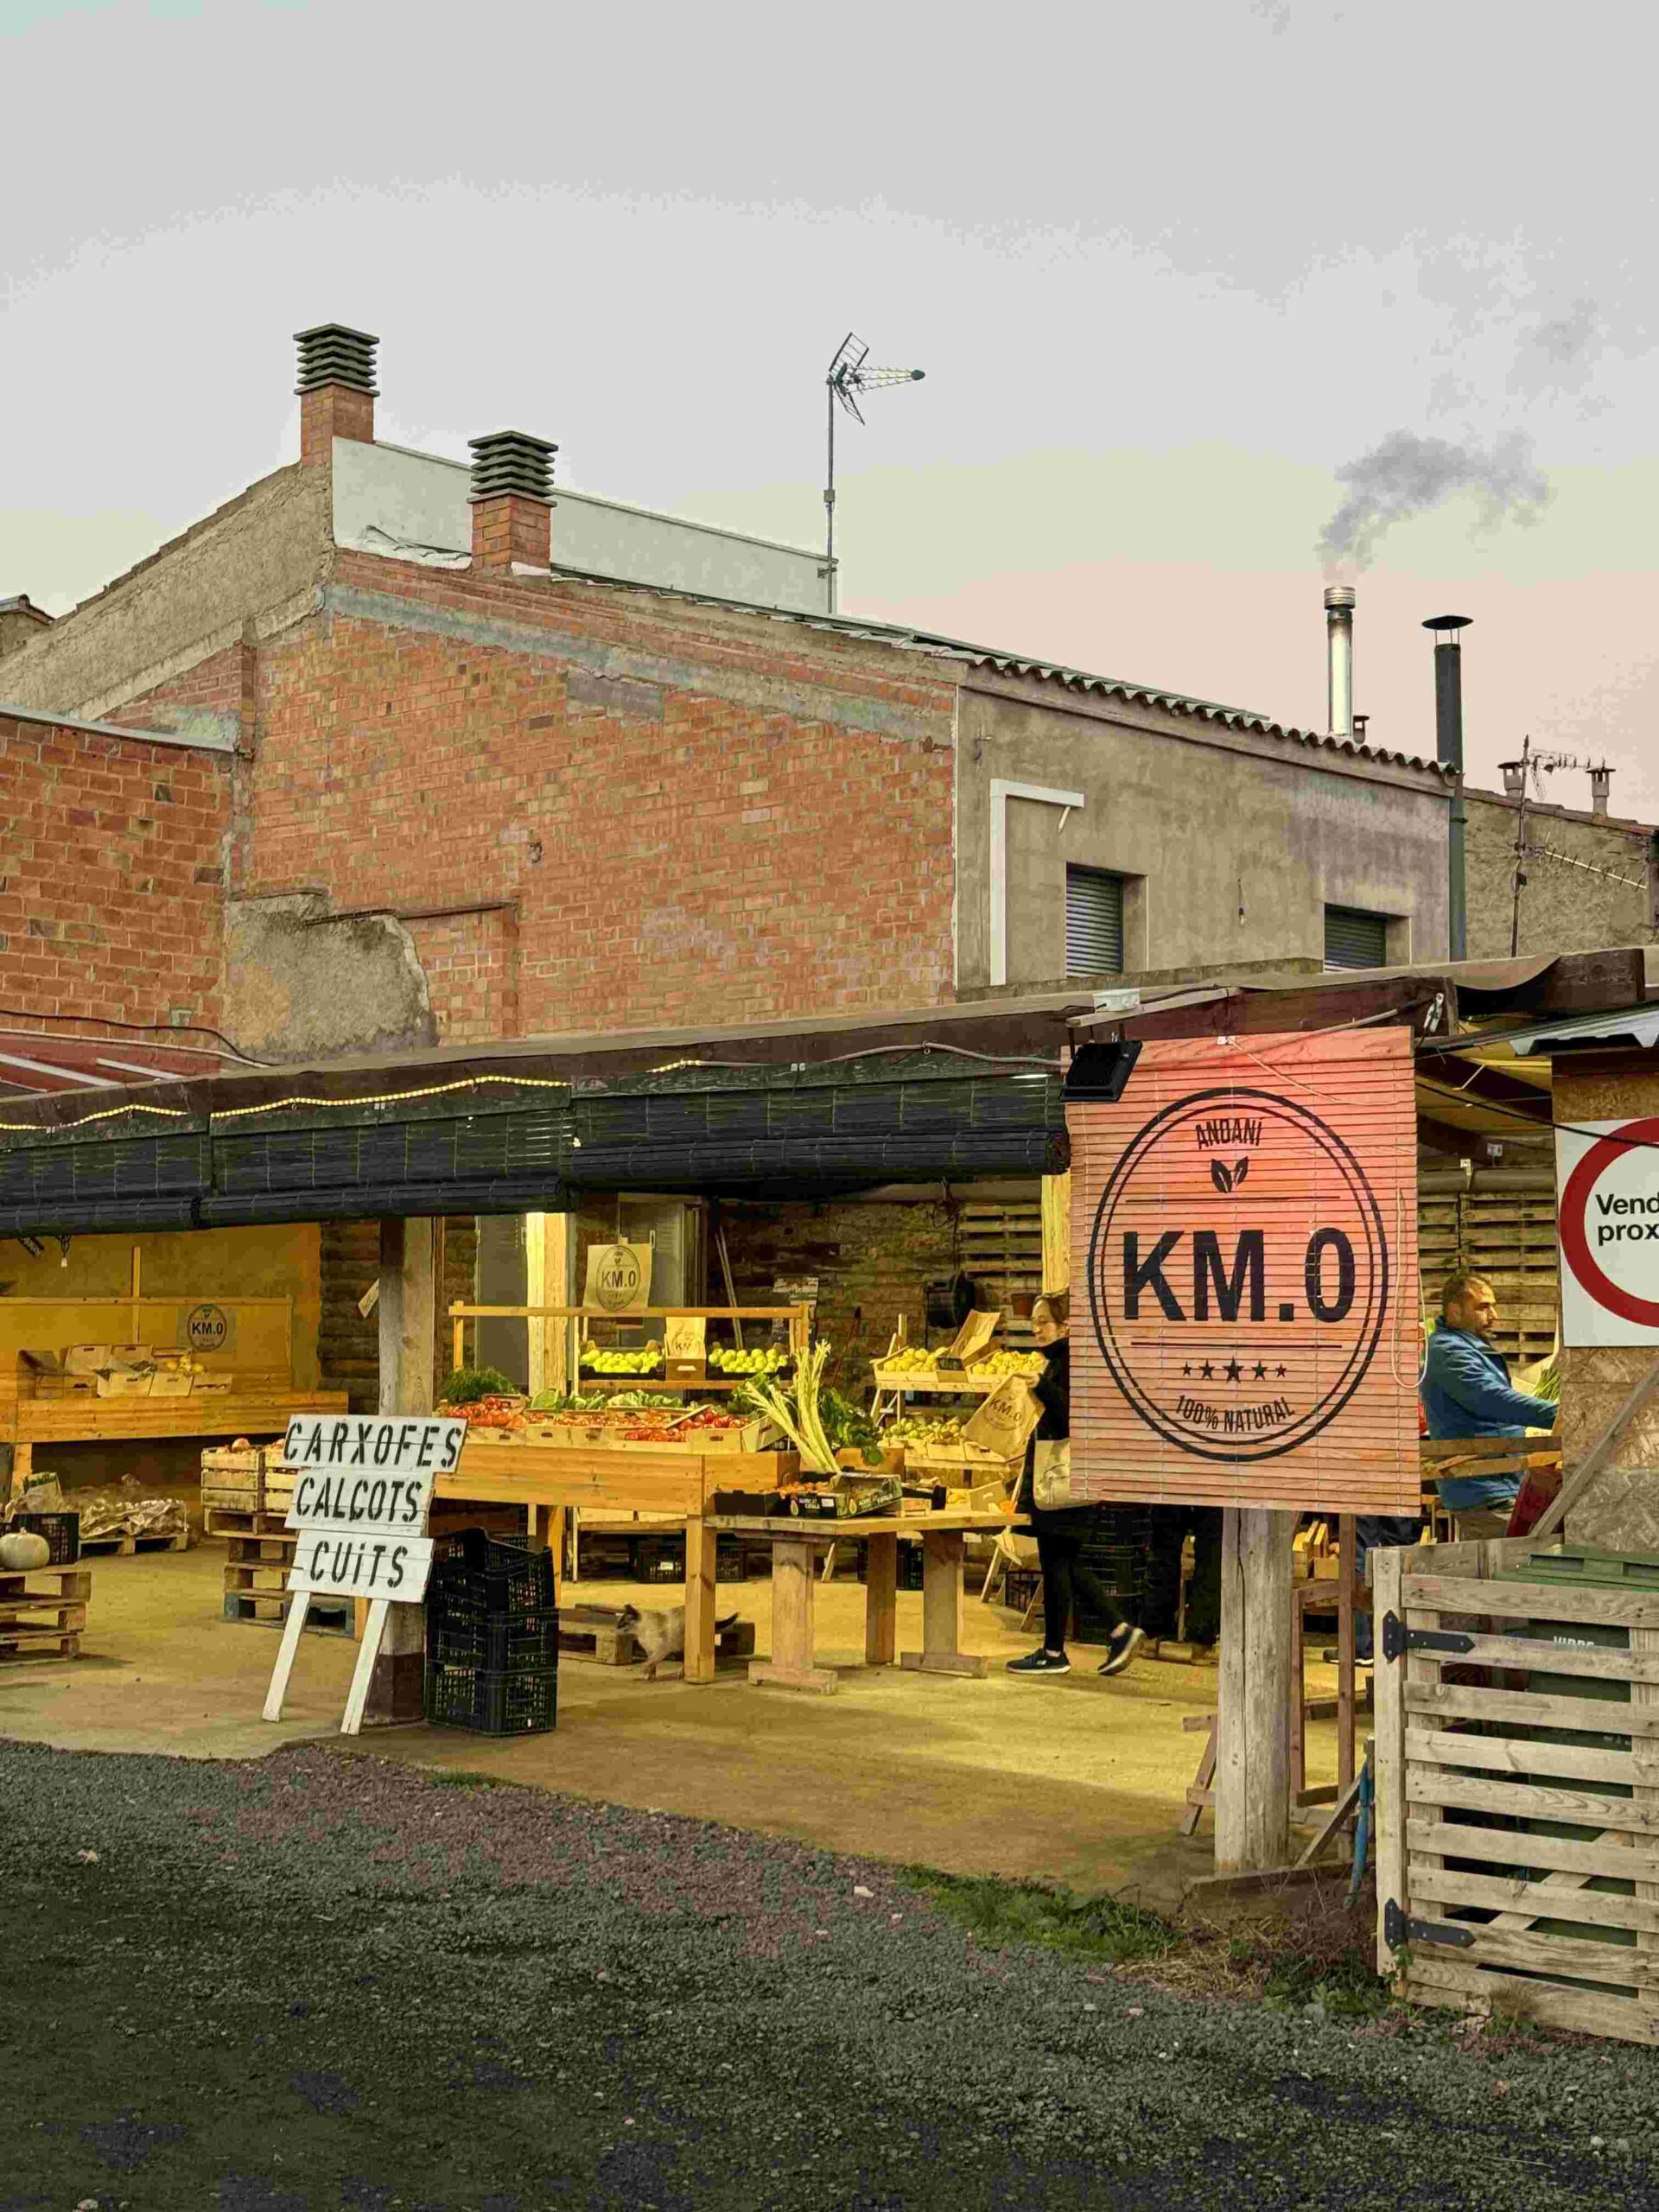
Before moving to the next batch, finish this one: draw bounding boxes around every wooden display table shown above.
[701,1510,1024,1694]
[435,1440,784,1684]
[3,1391,350,1498]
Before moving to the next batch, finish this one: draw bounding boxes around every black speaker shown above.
[1063,1039,1141,1102]
[923,1273,976,1332]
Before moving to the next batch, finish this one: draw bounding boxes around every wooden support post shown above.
[749,1537,837,1694]
[1214,1507,1295,1873]
[365,1217,434,1728]
[865,1532,898,1665]
[683,1516,717,1685]
[1337,1511,1357,1796]
[524,1213,574,1402]
[1040,1173,1071,1293]
[899,1530,988,1678]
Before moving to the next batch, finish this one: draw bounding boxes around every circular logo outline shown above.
[1086,1085,1390,1463]
[184,1300,229,1351]
[1560,1116,1659,1329]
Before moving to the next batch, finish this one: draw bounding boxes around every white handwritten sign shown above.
[287,1527,435,1605]
[264,1414,465,1736]
[282,1412,465,1489]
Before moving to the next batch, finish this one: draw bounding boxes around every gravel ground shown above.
[3,1737,1659,2210]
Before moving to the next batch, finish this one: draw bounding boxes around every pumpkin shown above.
[0,1530,51,1572]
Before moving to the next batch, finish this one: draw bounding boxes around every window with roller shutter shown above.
[1066,867,1125,976]
[1323,904,1390,971]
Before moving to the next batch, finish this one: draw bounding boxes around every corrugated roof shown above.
[531,567,1452,780]
[0,1026,256,1098]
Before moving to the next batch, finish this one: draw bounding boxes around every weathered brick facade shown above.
[0,710,231,1029]
[74,550,957,1045]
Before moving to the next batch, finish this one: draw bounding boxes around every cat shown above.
[614,1602,742,1679]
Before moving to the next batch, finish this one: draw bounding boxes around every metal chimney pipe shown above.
[1324,585,1356,739]
[1425,615,1471,960]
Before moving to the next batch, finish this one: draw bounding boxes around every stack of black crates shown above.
[1071,1505,1153,1643]
[424,1529,558,1735]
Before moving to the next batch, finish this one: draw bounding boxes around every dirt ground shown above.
[0,1540,1362,1904]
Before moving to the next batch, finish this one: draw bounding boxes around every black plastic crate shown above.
[1082,1511,1154,1549]
[10,1511,79,1565]
[429,1605,560,1672]
[425,1659,557,1735]
[429,1528,556,1613]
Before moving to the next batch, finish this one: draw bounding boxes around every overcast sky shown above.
[5,0,1656,814]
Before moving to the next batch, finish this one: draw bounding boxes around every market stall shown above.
[1,1289,347,1500]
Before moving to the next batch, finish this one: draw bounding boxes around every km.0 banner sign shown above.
[1069,1027,1419,1513]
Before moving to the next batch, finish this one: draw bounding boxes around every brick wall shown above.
[718,1198,960,1390]
[404,911,518,1043]
[246,558,957,1034]
[0,712,230,1028]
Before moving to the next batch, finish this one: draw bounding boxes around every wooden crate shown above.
[1375,1535,1659,2047]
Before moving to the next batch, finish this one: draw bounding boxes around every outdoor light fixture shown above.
[822,333,925,616]
[1062,1040,1142,1102]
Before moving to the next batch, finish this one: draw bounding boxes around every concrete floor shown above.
[0,1544,1353,1907]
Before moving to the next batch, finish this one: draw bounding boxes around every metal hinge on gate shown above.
[1384,1900,1474,1951]
[1379,1611,1475,1663]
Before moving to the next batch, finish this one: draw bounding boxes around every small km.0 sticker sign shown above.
[1069,1029,1418,1512]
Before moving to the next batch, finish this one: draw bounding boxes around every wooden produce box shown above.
[200,1441,296,1515]
[902,1442,1015,1479]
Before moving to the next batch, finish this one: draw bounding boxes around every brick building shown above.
[2,325,1457,1071]
[0,323,1466,1398]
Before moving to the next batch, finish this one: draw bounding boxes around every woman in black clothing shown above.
[1005,1290,1145,1680]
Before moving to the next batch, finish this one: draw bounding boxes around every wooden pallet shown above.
[0,1564,91,1663]
[79,1529,189,1557]
[556,1605,756,1672]
[204,1505,290,1537]
[222,1590,352,1636]
[225,1532,296,1566]
[1376,1535,1659,2048]
[559,1605,643,1666]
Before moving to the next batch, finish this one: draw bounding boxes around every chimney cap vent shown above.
[295,324,379,396]
[1423,613,1471,633]
[1323,584,1356,612]
[468,430,557,505]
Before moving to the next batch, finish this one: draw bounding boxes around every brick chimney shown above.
[468,432,556,569]
[0,594,54,661]
[296,324,378,465]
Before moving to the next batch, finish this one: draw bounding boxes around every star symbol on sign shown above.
[1182,1363,1193,1377]
[1200,1361,1215,1380]
[1224,1358,1243,1382]
[1252,1362,1268,1381]
[1275,1364,1287,1379]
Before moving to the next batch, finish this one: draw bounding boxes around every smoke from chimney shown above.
[1319,429,1548,570]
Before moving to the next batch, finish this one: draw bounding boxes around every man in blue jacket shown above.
[1422,1270,1559,1538]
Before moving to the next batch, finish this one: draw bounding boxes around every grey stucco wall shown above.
[1464,789,1656,959]
[224,893,436,1062]
[957,679,1452,988]
[0,465,332,721]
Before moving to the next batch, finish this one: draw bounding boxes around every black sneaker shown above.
[1098,1625,1146,1678]
[1006,1649,1070,1675]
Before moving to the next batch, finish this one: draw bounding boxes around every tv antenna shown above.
[1497,734,1600,957]
[822,334,925,615]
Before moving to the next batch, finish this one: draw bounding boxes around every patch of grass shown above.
[899,1866,1180,1965]
[427,1769,508,1791]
